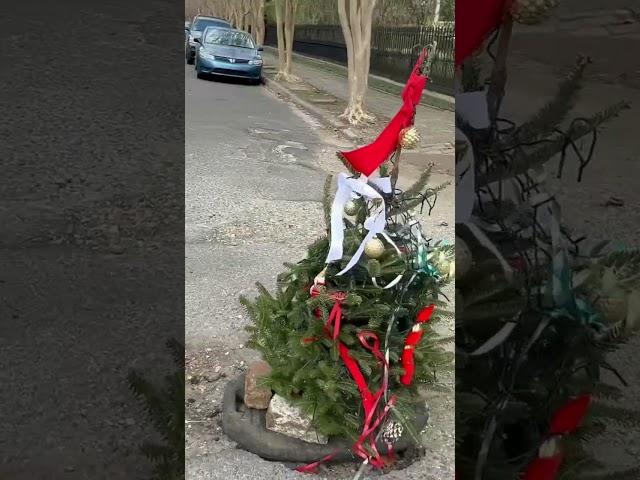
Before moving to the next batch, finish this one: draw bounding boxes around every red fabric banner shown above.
[338,49,429,177]
[455,0,510,66]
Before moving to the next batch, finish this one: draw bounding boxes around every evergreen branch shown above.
[401,162,434,201]
[322,174,333,231]
[514,56,590,144]
[479,101,630,186]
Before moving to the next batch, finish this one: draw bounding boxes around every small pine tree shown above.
[241,153,454,444]
[128,339,185,480]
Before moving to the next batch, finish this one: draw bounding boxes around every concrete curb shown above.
[262,76,347,131]
[264,46,455,112]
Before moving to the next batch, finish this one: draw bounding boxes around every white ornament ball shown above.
[511,0,559,25]
[344,199,359,216]
[399,127,421,150]
[364,237,385,259]
[456,237,472,279]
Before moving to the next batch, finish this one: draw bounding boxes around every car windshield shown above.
[204,30,255,49]
[193,18,229,32]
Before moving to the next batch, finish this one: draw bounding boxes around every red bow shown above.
[338,49,429,177]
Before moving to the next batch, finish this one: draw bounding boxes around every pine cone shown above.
[382,421,404,443]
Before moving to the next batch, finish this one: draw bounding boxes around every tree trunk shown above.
[274,0,286,74]
[253,0,265,45]
[241,0,252,32]
[275,0,299,81]
[433,0,441,24]
[338,0,377,125]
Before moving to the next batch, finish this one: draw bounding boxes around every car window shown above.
[193,18,230,31]
[204,30,255,49]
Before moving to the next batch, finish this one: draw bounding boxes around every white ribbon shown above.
[326,173,393,276]
[455,90,490,225]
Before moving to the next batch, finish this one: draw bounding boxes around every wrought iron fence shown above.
[264,23,455,96]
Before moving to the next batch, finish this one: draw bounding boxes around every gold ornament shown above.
[511,0,559,25]
[399,127,421,150]
[344,199,359,216]
[364,237,385,259]
[456,237,472,279]
[433,251,455,280]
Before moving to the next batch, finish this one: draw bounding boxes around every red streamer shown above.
[338,49,428,177]
[549,394,591,435]
[522,394,591,479]
[522,453,564,480]
[400,305,435,386]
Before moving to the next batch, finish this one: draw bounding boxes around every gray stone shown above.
[265,394,328,445]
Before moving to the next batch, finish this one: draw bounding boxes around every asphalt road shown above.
[184,64,455,479]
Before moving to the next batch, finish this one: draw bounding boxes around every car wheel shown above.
[196,65,206,80]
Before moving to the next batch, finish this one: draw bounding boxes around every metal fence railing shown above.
[264,23,455,96]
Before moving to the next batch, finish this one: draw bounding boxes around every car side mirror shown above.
[193,37,200,43]
[257,46,264,51]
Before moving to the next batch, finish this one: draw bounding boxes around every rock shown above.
[265,394,328,445]
[243,361,273,409]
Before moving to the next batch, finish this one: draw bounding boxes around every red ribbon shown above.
[400,305,435,386]
[306,287,346,340]
[344,331,396,468]
[298,286,397,472]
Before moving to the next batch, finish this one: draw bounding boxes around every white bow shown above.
[326,173,392,276]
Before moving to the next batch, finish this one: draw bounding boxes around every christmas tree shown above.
[240,47,454,471]
[455,1,637,478]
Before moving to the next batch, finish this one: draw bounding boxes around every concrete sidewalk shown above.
[261,48,454,155]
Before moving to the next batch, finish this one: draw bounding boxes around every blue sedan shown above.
[195,28,264,85]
